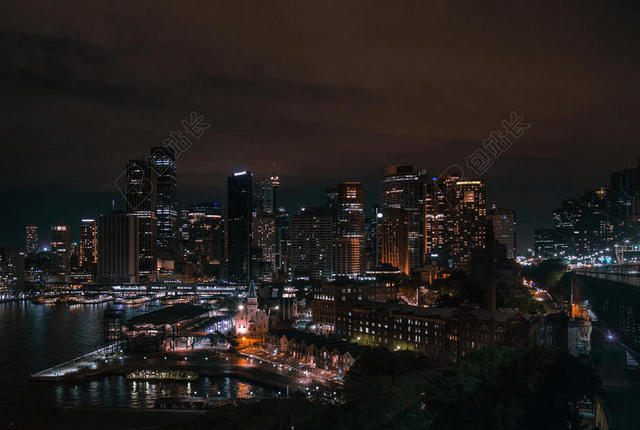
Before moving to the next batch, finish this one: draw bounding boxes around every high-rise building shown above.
[150,146,178,257]
[126,159,158,280]
[25,225,38,255]
[487,205,516,259]
[252,211,277,281]
[451,180,487,269]
[534,228,557,260]
[380,165,425,271]
[424,174,460,261]
[253,175,279,214]
[378,207,409,274]
[290,207,333,280]
[364,206,382,270]
[333,182,365,278]
[97,212,139,284]
[187,202,224,278]
[79,218,98,271]
[50,225,72,278]
[227,170,252,283]
[275,207,290,279]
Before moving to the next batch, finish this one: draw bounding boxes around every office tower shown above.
[227,170,252,283]
[378,207,409,274]
[533,228,566,259]
[126,159,157,280]
[187,202,224,277]
[252,175,279,281]
[252,211,277,281]
[364,206,382,270]
[380,165,425,271]
[487,205,517,259]
[97,212,139,284]
[79,218,98,271]
[25,225,38,255]
[450,180,487,269]
[50,225,72,278]
[332,182,365,278]
[610,158,640,220]
[424,173,460,263]
[290,207,333,280]
[275,207,290,279]
[253,175,279,214]
[150,146,178,256]
[0,246,25,291]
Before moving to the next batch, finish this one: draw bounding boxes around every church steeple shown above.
[248,280,256,298]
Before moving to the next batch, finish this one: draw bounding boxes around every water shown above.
[0,301,276,412]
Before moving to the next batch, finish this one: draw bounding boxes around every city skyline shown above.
[7,156,640,254]
[2,2,640,251]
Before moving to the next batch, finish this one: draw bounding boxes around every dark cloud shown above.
[1,0,639,249]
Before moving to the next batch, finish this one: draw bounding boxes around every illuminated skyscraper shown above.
[126,159,157,280]
[97,212,139,284]
[333,182,365,278]
[424,173,460,260]
[227,170,252,283]
[252,211,277,281]
[79,218,98,271]
[187,202,224,278]
[253,175,279,214]
[290,207,333,280]
[380,165,425,271]
[451,180,487,269]
[51,225,72,278]
[150,146,178,257]
[378,207,409,274]
[25,225,38,255]
[275,207,290,278]
[487,205,516,259]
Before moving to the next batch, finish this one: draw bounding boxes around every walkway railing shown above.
[31,340,125,378]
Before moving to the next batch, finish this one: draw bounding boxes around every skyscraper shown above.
[97,212,139,284]
[150,146,178,257]
[333,182,365,278]
[378,207,410,274]
[380,165,425,271]
[79,218,98,271]
[50,225,72,278]
[253,175,279,214]
[252,211,277,281]
[290,207,333,280]
[25,225,38,255]
[188,202,224,257]
[126,159,157,280]
[451,180,487,269]
[227,170,252,283]
[424,174,459,260]
[275,207,290,279]
[487,205,516,259]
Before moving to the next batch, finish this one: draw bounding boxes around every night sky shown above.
[1,1,639,251]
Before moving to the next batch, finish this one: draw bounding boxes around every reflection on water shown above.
[51,376,277,408]
[0,301,276,411]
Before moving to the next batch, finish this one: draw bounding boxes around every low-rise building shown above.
[335,301,542,364]
[264,329,360,375]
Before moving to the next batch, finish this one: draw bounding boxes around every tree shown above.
[423,346,600,430]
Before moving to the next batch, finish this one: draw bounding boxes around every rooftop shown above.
[127,304,209,326]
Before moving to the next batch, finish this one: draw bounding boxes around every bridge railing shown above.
[32,340,125,377]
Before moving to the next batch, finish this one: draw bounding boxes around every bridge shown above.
[573,264,640,287]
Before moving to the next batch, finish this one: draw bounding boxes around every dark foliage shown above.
[173,346,598,430]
